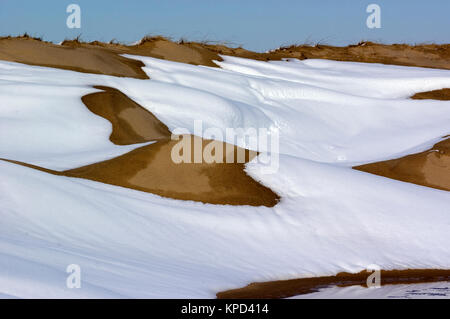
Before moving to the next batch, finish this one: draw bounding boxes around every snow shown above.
[128,55,450,165]
[0,56,450,298]
[1,156,450,298]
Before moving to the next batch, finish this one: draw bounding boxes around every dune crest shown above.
[0,36,149,78]
[3,36,450,81]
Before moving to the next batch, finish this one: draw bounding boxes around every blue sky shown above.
[1,0,449,52]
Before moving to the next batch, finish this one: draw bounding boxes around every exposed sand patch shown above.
[354,89,450,191]
[125,37,222,67]
[411,88,450,100]
[355,138,450,191]
[82,86,171,145]
[216,269,450,299]
[0,36,223,77]
[63,136,274,206]
[1,86,278,206]
[0,37,149,79]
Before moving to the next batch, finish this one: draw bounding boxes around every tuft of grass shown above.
[61,34,84,46]
[109,38,123,45]
[138,34,172,45]
[17,32,43,41]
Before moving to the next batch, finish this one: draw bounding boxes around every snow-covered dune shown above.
[0,56,449,298]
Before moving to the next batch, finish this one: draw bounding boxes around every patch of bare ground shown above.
[355,138,450,191]
[82,86,171,144]
[216,269,450,299]
[123,36,223,67]
[0,36,149,79]
[1,86,279,207]
[63,137,278,206]
[354,88,450,191]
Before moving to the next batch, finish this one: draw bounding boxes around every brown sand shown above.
[1,86,279,207]
[355,138,450,191]
[0,37,149,79]
[63,136,277,206]
[123,37,222,67]
[82,86,171,145]
[411,88,450,100]
[355,89,450,192]
[217,269,450,299]
[4,36,450,81]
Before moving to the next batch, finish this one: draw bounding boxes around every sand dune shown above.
[64,137,277,206]
[0,36,149,79]
[3,85,279,206]
[355,89,450,191]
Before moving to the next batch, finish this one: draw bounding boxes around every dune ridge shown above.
[3,36,450,80]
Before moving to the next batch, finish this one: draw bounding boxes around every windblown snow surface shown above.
[1,56,450,298]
